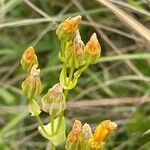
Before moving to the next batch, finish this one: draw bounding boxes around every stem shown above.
[64,89,68,98]
[36,115,50,137]
[51,114,55,134]
[61,40,65,57]
[68,67,74,85]
[63,64,67,85]
[51,142,56,150]
[55,111,64,133]
[50,114,56,150]
[55,67,73,134]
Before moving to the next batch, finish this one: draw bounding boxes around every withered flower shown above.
[22,65,42,99]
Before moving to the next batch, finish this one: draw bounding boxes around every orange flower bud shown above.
[63,16,81,33]
[21,47,38,72]
[41,83,66,116]
[22,65,42,99]
[84,33,101,64]
[65,30,85,68]
[68,120,82,143]
[56,15,81,41]
[90,120,117,149]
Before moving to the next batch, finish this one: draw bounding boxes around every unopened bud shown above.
[22,65,42,99]
[56,15,81,41]
[68,120,82,142]
[84,33,101,64]
[65,30,85,68]
[41,83,66,116]
[81,123,92,140]
[21,47,38,72]
[29,99,41,116]
[65,120,82,150]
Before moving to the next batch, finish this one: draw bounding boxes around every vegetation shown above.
[0,0,150,149]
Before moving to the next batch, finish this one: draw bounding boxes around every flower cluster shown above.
[66,120,117,150]
[56,16,101,91]
[20,15,117,150]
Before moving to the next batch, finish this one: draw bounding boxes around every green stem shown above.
[50,114,56,150]
[63,64,67,85]
[36,115,50,137]
[68,67,74,85]
[61,40,65,57]
[64,89,68,98]
[51,114,55,134]
[51,142,56,150]
[55,67,73,134]
[55,111,64,133]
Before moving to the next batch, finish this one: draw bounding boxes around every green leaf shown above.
[38,117,66,146]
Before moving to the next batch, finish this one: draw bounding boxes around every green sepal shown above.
[65,141,80,150]
[38,116,66,146]
[59,67,77,90]
[79,140,91,150]
[29,99,41,116]
[60,64,89,90]
[58,52,65,62]
[59,66,67,88]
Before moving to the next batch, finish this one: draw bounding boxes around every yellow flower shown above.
[90,120,117,149]
[85,33,100,55]
[63,16,81,33]
[21,47,38,72]
[84,33,101,64]
[68,120,82,142]
[56,15,81,41]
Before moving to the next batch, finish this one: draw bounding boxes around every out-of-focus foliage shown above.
[0,0,150,150]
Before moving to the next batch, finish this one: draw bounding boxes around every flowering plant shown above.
[21,15,117,150]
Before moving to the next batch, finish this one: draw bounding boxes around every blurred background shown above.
[0,0,150,149]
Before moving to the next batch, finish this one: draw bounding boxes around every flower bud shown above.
[65,30,85,68]
[56,15,81,42]
[84,33,101,64]
[41,83,66,116]
[21,47,38,72]
[89,120,117,149]
[29,99,41,116]
[22,65,42,99]
[80,123,92,150]
[65,120,82,150]
[68,120,82,142]
[81,123,92,140]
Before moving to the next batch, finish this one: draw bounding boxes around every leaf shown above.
[38,117,66,146]
[0,87,15,104]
